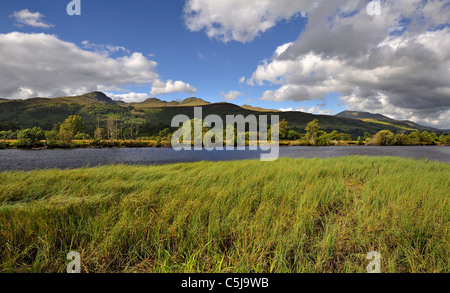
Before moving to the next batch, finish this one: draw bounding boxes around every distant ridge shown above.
[80,91,117,105]
[0,92,446,135]
[336,110,396,122]
[131,97,210,109]
[241,104,281,112]
[1,91,118,106]
[179,97,210,106]
[336,110,441,132]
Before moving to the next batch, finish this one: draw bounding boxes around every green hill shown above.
[336,110,441,133]
[241,104,281,112]
[12,92,118,106]
[336,110,396,122]
[131,97,210,109]
[0,92,445,138]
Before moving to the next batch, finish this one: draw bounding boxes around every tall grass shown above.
[0,156,448,273]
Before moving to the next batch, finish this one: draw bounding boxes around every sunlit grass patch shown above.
[0,156,448,273]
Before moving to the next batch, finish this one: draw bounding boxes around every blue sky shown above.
[0,0,317,110]
[0,0,449,128]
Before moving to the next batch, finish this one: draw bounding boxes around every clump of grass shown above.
[0,156,448,273]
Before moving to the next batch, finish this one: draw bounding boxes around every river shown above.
[0,146,448,171]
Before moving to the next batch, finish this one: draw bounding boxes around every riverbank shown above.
[1,139,448,150]
[0,139,173,149]
[0,139,349,149]
[0,145,448,172]
[0,156,448,273]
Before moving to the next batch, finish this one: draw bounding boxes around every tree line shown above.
[0,116,449,149]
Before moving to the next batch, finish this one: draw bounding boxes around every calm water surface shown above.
[0,146,448,171]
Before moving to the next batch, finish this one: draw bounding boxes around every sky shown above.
[0,0,449,129]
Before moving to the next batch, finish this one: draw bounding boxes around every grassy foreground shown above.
[0,157,448,273]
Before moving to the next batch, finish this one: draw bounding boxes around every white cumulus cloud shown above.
[81,40,131,56]
[0,32,160,99]
[245,0,450,129]
[150,79,197,96]
[281,106,334,116]
[0,32,197,101]
[221,90,244,101]
[183,0,315,43]
[10,9,54,29]
[106,92,151,103]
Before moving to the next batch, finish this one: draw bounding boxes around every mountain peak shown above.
[336,110,395,122]
[179,97,210,105]
[82,92,116,105]
[241,104,281,112]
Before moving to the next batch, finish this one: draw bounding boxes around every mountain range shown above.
[0,92,446,136]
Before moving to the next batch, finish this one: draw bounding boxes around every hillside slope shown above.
[336,110,441,133]
[0,92,445,137]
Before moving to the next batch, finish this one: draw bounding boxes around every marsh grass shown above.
[0,156,448,273]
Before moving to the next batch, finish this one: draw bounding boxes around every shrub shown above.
[17,127,45,148]
[74,132,90,140]
[315,131,331,146]
[369,130,396,146]
[287,130,301,141]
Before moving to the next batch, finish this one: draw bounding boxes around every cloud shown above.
[246,0,450,129]
[106,92,151,103]
[280,107,294,112]
[281,106,334,116]
[150,79,197,96]
[81,40,131,56]
[221,90,243,101]
[275,42,294,58]
[197,52,205,60]
[0,32,159,99]
[10,9,54,29]
[183,0,315,43]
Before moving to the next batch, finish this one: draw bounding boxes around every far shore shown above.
[0,139,448,150]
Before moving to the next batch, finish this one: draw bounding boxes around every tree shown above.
[419,131,432,145]
[439,134,450,145]
[45,130,59,147]
[357,136,364,145]
[0,130,16,140]
[17,127,45,147]
[305,119,320,144]
[329,130,339,141]
[74,133,90,140]
[430,132,438,143]
[60,115,83,134]
[287,130,300,141]
[94,127,106,140]
[279,119,290,140]
[395,134,409,146]
[338,133,352,141]
[315,131,330,146]
[106,116,116,141]
[369,130,396,146]
[408,131,421,145]
[158,128,172,139]
[59,115,83,143]
[59,127,73,144]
